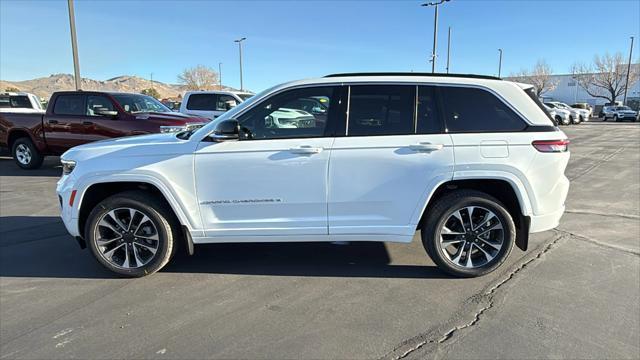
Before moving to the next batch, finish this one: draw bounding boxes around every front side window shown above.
[53,95,85,116]
[186,94,218,111]
[348,85,414,136]
[441,86,526,132]
[237,86,337,140]
[86,95,115,116]
[112,94,171,114]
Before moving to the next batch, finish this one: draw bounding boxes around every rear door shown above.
[328,84,454,239]
[44,94,89,153]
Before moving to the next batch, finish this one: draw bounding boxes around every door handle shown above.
[48,120,58,124]
[82,121,94,126]
[409,142,444,152]
[289,145,323,154]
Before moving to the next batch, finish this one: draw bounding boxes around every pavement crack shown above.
[387,232,568,360]
[555,228,640,256]
[564,209,640,220]
[568,147,624,181]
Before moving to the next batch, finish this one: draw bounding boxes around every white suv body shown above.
[57,74,570,277]
[179,90,254,119]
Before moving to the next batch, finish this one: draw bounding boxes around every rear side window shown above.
[53,95,85,115]
[440,86,526,132]
[348,85,414,136]
[417,86,441,134]
[0,96,11,108]
[186,94,218,111]
[217,94,238,111]
[0,95,31,108]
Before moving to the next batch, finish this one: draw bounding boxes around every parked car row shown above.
[544,101,589,125]
[0,91,209,169]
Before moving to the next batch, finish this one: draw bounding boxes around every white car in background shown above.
[549,101,588,123]
[545,102,580,124]
[544,104,571,125]
[0,92,44,113]
[179,90,254,120]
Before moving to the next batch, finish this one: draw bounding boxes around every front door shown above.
[194,85,343,238]
[44,93,89,153]
[328,84,454,238]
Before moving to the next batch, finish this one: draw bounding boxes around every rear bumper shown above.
[530,205,565,233]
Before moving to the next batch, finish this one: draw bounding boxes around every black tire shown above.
[421,190,516,278]
[614,115,619,122]
[11,137,44,169]
[85,190,179,277]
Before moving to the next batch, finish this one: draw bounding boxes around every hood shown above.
[134,112,209,123]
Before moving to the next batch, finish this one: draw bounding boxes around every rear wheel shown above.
[421,190,515,277]
[11,137,44,169]
[614,115,619,122]
[86,191,179,277]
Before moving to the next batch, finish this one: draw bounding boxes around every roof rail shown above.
[323,72,502,80]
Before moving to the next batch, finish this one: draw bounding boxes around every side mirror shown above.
[96,109,118,118]
[209,119,239,142]
[224,101,237,111]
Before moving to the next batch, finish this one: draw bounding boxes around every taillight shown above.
[532,139,570,153]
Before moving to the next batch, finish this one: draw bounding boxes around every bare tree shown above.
[178,65,219,91]
[509,60,558,97]
[571,53,639,104]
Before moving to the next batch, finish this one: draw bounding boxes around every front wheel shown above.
[11,137,44,169]
[614,115,619,122]
[85,191,178,277]
[421,190,516,277]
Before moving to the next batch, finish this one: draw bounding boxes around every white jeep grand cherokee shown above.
[57,73,570,278]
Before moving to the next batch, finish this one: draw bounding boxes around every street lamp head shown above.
[421,0,449,7]
[234,37,246,43]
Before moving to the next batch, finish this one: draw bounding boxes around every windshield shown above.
[112,94,172,113]
[616,106,632,111]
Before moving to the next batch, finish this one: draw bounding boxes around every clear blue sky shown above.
[1,0,639,92]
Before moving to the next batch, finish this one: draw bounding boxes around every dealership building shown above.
[539,64,640,109]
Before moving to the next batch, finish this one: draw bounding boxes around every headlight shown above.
[61,159,76,175]
[160,125,186,133]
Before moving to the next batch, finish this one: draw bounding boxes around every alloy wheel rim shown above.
[438,206,504,269]
[94,207,160,269]
[15,144,32,165]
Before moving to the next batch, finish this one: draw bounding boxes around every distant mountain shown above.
[0,74,240,100]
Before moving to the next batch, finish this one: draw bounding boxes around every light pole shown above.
[218,62,223,90]
[421,0,450,73]
[234,37,246,91]
[623,36,634,105]
[446,27,451,74]
[498,48,503,78]
[67,0,81,90]
[150,72,153,91]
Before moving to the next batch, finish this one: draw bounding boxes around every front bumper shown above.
[56,174,81,237]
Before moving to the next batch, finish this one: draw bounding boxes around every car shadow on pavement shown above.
[0,216,450,279]
[0,156,62,177]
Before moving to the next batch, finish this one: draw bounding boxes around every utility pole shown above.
[498,48,503,78]
[421,0,449,73]
[446,26,451,74]
[67,0,81,90]
[218,62,223,90]
[150,72,154,91]
[623,36,634,105]
[234,37,246,91]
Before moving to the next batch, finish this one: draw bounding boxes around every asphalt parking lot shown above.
[1,119,639,360]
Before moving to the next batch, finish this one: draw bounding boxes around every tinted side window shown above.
[217,94,238,111]
[348,85,414,136]
[186,94,217,111]
[417,86,441,134]
[11,96,32,108]
[0,96,10,108]
[237,86,336,140]
[440,87,526,132]
[53,95,85,116]
[86,95,115,116]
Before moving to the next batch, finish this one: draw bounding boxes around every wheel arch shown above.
[7,128,40,151]
[76,179,193,242]
[416,178,531,251]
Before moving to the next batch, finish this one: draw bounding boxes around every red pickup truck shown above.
[0,91,208,169]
